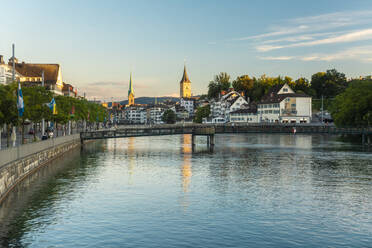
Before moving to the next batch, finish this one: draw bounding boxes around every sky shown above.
[1,0,372,101]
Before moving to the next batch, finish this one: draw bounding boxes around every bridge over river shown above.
[80,124,372,146]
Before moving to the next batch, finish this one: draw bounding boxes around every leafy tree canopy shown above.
[162,109,176,124]
[330,79,372,127]
[310,69,347,99]
[194,105,210,123]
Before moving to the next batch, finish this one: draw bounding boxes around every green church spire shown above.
[128,72,134,97]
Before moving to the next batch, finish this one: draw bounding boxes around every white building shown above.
[0,55,22,84]
[257,83,312,123]
[230,107,258,123]
[210,91,249,122]
[180,98,195,116]
[174,105,189,120]
[125,106,147,124]
[147,106,164,124]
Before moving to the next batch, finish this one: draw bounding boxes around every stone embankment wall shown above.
[0,134,80,203]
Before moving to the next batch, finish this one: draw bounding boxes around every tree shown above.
[233,75,254,99]
[23,86,52,140]
[294,77,314,96]
[194,105,210,123]
[162,109,176,124]
[207,72,231,99]
[330,80,372,127]
[311,69,347,98]
[0,82,19,146]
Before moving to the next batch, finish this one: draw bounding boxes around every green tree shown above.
[194,105,210,123]
[311,69,347,99]
[0,82,19,146]
[23,86,52,140]
[233,75,254,99]
[294,77,315,96]
[330,80,372,127]
[207,72,231,99]
[162,109,176,124]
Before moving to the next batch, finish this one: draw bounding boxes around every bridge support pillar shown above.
[210,134,215,146]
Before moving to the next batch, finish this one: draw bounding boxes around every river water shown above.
[0,134,371,247]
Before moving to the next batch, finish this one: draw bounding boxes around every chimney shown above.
[0,55,4,64]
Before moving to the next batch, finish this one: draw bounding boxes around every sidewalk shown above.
[0,128,81,150]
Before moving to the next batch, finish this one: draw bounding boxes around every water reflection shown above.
[0,134,371,247]
[0,141,105,247]
[181,135,192,193]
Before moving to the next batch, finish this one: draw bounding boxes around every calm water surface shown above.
[0,134,371,247]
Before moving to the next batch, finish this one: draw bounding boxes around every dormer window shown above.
[283,88,288,92]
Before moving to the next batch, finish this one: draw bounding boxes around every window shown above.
[283,88,288,92]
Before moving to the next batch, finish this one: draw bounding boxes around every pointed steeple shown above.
[180,65,190,84]
[128,72,135,106]
[128,72,134,97]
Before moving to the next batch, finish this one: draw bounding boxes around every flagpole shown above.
[12,44,15,82]
[41,70,45,137]
[68,86,71,135]
[12,44,17,146]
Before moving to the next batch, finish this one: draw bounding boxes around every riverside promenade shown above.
[0,134,81,203]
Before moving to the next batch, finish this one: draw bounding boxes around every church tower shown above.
[128,72,135,106]
[180,65,191,98]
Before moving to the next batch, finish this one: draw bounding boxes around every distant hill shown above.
[108,97,180,106]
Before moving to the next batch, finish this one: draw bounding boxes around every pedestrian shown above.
[11,127,17,147]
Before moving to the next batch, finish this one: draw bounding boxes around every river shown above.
[0,134,371,247]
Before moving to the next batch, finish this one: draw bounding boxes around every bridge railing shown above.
[80,124,372,141]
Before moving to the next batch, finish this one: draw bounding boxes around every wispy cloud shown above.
[259,56,294,61]
[301,46,372,62]
[258,46,372,62]
[226,9,372,57]
[233,25,309,41]
[256,28,372,51]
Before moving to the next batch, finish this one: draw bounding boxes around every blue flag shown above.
[17,83,24,117]
[48,98,55,110]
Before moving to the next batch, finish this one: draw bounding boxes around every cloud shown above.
[233,10,372,42]
[300,46,372,62]
[292,10,372,25]
[259,56,294,61]
[233,25,309,41]
[164,93,179,97]
[256,28,372,51]
[258,46,372,62]
[88,81,124,86]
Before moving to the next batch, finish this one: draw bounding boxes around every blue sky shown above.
[1,0,372,100]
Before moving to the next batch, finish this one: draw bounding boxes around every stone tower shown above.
[128,72,135,106]
[180,65,191,98]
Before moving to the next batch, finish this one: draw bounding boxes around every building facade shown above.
[257,83,312,123]
[210,90,249,122]
[180,97,195,116]
[125,106,146,124]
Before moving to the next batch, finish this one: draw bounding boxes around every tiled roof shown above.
[13,63,59,84]
[259,93,309,104]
